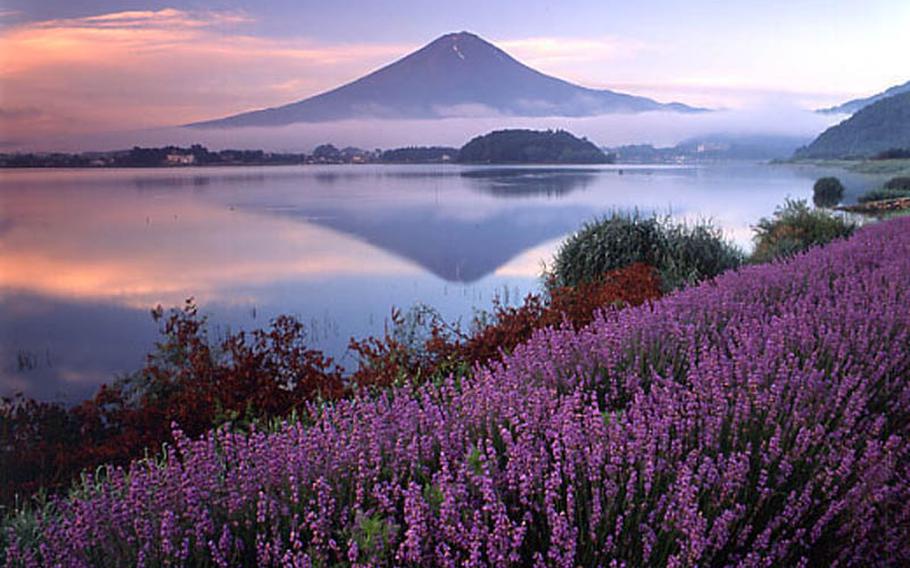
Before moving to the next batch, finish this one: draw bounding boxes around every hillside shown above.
[795,91,910,159]
[457,129,611,164]
[819,79,910,115]
[189,32,702,128]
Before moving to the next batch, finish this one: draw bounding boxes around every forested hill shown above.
[457,129,612,164]
[795,91,910,159]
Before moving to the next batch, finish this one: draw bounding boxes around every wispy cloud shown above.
[0,8,412,138]
[29,8,253,30]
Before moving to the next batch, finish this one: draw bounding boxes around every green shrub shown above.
[549,212,744,292]
[812,177,845,208]
[751,199,856,263]
[884,176,910,191]
[858,187,910,203]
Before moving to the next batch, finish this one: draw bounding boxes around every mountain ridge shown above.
[818,80,910,115]
[189,32,704,128]
[796,91,910,159]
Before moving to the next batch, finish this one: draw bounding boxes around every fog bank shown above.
[10,105,840,154]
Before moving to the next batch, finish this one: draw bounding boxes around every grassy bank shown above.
[847,158,910,176]
[787,158,910,177]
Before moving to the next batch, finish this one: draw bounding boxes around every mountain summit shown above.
[189,32,703,128]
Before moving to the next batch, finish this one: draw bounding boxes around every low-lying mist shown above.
[11,104,841,154]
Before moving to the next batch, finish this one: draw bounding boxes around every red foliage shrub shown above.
[461,262,660,364]
[1,300,343,508]
[349,263,661,387]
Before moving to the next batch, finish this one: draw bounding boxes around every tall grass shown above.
[549,212,744,292]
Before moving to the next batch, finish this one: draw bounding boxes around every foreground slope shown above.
[189,32,702,128]
[6,218,910,566]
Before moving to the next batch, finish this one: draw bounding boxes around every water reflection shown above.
[0,292,158,402]
[132,173,267,190]
[0,163,882,400]
[461,168,597,198]
[285,206,590,282]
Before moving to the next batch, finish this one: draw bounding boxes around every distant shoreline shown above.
[779,158,910,177]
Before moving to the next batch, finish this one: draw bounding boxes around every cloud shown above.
[0,8,412,139]
[26,101,835,156]
[62,8,253,28]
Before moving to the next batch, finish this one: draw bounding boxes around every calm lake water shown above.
[0,163,882,402]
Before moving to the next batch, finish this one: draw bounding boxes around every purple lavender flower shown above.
[5,218,910,566]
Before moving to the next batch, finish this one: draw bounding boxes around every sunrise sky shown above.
[1,0,908,146]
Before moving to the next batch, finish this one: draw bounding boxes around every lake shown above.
[0,163,881,402]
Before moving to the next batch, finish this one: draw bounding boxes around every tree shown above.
[885,176,910,191]
[812,177,845,208]
[312,144,341,162]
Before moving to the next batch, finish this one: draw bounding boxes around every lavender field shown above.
[5,217,910,567]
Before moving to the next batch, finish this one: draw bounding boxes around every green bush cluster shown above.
[549,212,744,292]
[812,176,845,208]
[858,176,910,203]
[885,176,910,190]
[751,199,856,263]
[858,188,910,203]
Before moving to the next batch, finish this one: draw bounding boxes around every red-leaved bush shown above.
[347,263,660,388]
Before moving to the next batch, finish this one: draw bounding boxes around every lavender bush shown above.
[5,218,910,567]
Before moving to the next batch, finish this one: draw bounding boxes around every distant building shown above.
[165,153,196,165]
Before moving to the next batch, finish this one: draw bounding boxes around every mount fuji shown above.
[189,31,704,128]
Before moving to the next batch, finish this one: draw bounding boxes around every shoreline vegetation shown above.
[0,129,613,169]
[4,198,903,565]
[821,175,910,215]
[785,157,910,177]
[837,196,910,215]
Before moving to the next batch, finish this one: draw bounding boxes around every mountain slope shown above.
[819,80,910,115]
[189,32,703,128]
[796,91,910,159]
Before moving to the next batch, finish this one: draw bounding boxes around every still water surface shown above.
[0,163,881,401]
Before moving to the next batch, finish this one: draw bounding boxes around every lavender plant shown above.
[5,218,910,567]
